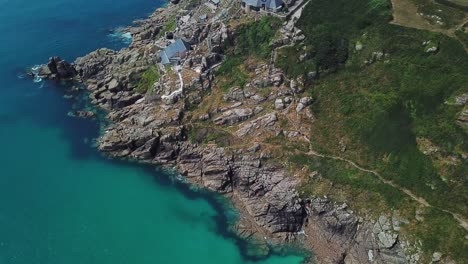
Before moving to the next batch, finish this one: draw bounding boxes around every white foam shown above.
[108,27,132,45]
[121,32,132,40]
[30,65,43,83]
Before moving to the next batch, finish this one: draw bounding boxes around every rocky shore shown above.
[36,0,414,263]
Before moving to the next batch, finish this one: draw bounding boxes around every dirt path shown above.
[390,0,468,51]
[305,149,468,231]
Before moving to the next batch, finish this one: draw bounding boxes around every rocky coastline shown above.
[35,0,414,263]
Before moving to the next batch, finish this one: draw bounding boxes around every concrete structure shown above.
[160,39,191,65]
[242,0,283,12]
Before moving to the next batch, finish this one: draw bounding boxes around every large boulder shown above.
[38,56,77,79]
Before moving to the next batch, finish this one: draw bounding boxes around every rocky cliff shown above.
[36,0,414,263]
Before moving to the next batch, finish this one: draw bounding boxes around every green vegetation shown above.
[455,28,468,47]
[411,207,468,260]
[275,45,316,78]
[416,0,467,27]
[136,66,160,93]
[160,18,177,36]
[276,0,468,260]
[435,0,468,12]
[277,0,392,77]
[289,154,409,213]
[216,16,281,91]
[188,125,233,147]
[216,57,248,91]
[231,16,282,59]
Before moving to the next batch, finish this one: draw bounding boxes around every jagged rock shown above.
[457,108,468,127]
[355,41,364,51]
[275,99,285,110]
[224,87,245,102]
[248,143,261,152]
[293,34,305,42]
[39,3,415,263]
[377,232,398,248]
[373,51,384,61]
[236,113,277,137]
[73,110,95,119]
[74,48,116,80]
[306,198,407,263]
[432,252,442,262]
[296,96,313,112]
[307,71,317,79]
[454,93,468,105]
[213,108,253,125]
[251,94,267,104]
[107,78,120,92]
[200,148,232,192]
[39,56,77,79]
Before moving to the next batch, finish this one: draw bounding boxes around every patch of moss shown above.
[216,16,282,91]
[188,125,233,147]
[136,66,160,94]
[160,18,176,36]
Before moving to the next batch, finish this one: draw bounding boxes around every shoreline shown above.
[35,0,416,263]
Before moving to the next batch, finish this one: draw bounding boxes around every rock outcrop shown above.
[304,198,407,264]
[38,56,77,79]
[39,1,413,263]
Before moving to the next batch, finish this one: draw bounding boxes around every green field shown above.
[276,0,468,261]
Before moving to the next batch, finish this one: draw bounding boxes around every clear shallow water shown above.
[0,0,305,263]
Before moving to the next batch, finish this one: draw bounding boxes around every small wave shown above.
[30,64,43,83]
[33,76,43,83]
[108,27,133,45]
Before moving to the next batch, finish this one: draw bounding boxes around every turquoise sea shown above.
[0,0,305,263]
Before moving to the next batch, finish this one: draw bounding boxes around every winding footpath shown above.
[305,149,468,231]
[161,66,184,100]
[280,107,468,231]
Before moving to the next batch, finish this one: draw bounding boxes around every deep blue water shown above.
[0,0,305,263]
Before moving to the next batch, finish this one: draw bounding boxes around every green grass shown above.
[290,154,407,211]
[160,18,176,36]
[276,0,392,77]
[435,0,468,12]
[136,66,160,94]
[216,16,281,91]
[455,28,468,47]
[310,27,468,214]
[411,207,468,261]
[275,45,316,78]
[188,125,233,147]
[276,0,468,261]
[216,57,248,92]
[231,16,282,60]
[414,0,467,27]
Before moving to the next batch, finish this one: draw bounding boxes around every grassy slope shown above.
[277,0,468,261]
[216,17,282,91]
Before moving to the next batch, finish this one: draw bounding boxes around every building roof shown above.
[210,0,220,4]
[160,39,190,65]
[243,0,283,10]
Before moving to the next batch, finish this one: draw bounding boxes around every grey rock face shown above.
[274,99,285,110]
[39,56,77,79]
[44,3,415,263]
[213,108,253,125]
[305,198,407,264]
[97,102,306,235]
[454,93,468,105]
[296,96,313,112]
[74,48,116,80]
